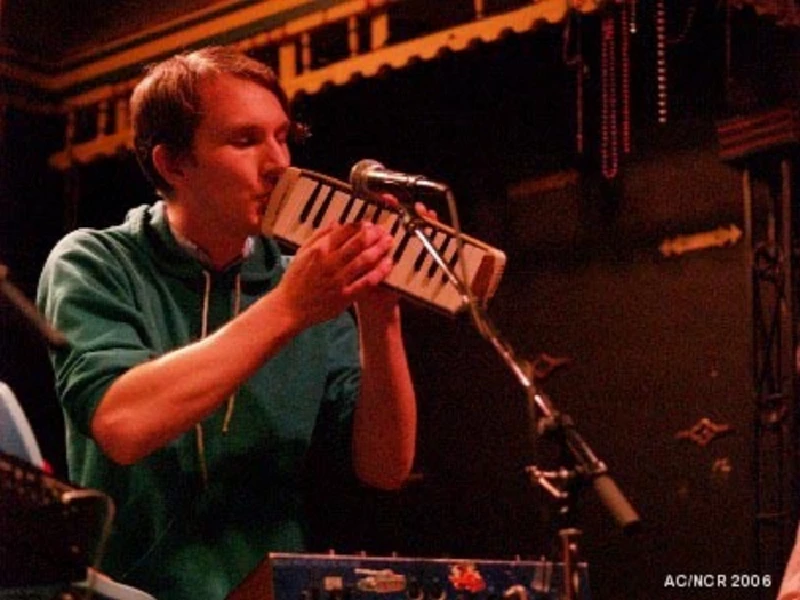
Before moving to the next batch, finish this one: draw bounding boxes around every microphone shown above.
[349,159,449,198]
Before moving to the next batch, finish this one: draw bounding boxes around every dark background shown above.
[1,3,799,599]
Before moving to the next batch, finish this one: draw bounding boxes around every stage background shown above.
[1,5,798,600]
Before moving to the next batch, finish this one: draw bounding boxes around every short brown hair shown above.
[130,46,290,196]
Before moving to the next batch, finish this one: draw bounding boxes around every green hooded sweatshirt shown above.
[37,202,360,600]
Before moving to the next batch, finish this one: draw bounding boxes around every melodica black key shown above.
[298,182,323,224]
[413,226,436,273]
[338,193,357,224]
[311,187,336,228]
[393,230,413,265]
[428,234,452,279]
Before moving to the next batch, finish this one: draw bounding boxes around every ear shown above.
[152,144,188,190]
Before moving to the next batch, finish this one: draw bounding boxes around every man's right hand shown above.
[275,221,395,329]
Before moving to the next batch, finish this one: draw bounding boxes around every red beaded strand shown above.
[601,11,618,179]
[621,1,632,154]
[656,0,668,124]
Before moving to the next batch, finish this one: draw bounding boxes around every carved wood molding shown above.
[42,0,602,170]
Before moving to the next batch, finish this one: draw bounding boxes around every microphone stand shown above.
[397,187,640,600]
[0,262,67,348]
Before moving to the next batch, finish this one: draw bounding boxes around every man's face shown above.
[178,72,291,239]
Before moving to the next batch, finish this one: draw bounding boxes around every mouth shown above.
[263,171,282,188]
[258,181,276,199]
[255,197,269,217]
[249,189,268,216]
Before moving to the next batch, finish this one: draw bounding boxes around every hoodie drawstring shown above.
[195,270,242,489]
[195,270,212,489]
[222,272,241,433]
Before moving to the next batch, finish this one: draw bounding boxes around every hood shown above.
[122,201,284,287]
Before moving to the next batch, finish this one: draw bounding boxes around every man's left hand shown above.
[355,198,438,319]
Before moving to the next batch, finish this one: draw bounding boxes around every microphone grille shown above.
[349,159,383,192]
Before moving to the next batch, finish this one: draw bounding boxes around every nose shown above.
[260,141,289,189]
[262,135,290,171]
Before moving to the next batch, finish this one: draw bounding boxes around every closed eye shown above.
[274,123,290,146]
[230,134,260,148]
[224,118,291,150]
[228,126,264,148]
[229,127,289,149]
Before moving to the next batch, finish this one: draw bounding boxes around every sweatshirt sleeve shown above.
[303,310,360,480]
[37,230,155,438]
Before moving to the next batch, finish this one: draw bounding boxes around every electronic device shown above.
[227,552,590,600]
[0,450,111,587]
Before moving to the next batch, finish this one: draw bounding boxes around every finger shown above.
[413,201,438,222]
[335,221,388,259]
[379,193,401,210]
[301,221,337,249]
[375,194,438,222]
[326,221,364,251]
[343,255,394,297]
[337,225,394,280]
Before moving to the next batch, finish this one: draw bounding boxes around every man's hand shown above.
[277,196,440,329]
[355,199,439,319]
[276,221,394,329]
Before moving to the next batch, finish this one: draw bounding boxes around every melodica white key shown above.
[262,167,506,315]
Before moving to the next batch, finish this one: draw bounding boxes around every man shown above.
[780,523,800,599]
[37,46,418,600]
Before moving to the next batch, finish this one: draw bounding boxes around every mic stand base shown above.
[525,465,585,600]
[559,527,583,600]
